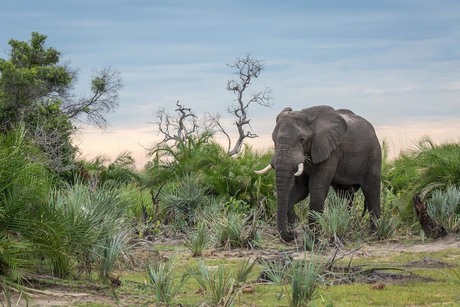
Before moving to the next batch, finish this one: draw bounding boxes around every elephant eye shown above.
[299,137,306,144]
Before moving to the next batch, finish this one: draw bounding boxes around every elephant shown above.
[256,105,381,242]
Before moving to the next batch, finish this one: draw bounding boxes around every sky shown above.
[2,0,460,168]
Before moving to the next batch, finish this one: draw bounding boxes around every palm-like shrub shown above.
[191,260,254,306]
[387,138,460,193]
[47,181,134,278]
[73,151,141,188]
[289,258,322,307]
[0,126,53,294]
[373,214,400,239]
[185,222,210,257]
[427,186,460,232]
[160,175,209,228]
[385,138,460,225]
[146,255,189,305]
[310,191,354,242]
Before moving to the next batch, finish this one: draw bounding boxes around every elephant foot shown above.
[280,229,297,242]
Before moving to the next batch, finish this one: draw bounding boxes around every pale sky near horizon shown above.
[2,1,460,168]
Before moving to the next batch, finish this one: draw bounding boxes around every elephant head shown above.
[257,105,348,241]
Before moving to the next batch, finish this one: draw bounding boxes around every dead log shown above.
[412,195,447,239]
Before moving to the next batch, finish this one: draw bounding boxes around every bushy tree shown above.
[0,32,121,176]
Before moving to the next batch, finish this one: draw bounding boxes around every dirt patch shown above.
[404,257,454,268]
[358,234,460,258]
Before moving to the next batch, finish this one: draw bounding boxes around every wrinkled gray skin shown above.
[262,105,381,242]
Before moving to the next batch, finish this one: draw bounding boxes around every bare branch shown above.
[203,112,232,153]
[150,101,200,152]
[61,67,122,128]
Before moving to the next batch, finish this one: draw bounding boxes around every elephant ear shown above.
[311,107,347,164]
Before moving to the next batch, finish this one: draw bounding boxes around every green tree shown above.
[0,32,122,175]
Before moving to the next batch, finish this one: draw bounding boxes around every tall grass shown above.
[146,255,189,305]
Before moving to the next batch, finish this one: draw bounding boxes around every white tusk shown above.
[255,164,272,175]
[294,163,304,176]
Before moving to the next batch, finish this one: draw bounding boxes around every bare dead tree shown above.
[226,54,272,156]
[151,101,199,151]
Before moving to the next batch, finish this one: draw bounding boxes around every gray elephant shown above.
[256,105,381,242]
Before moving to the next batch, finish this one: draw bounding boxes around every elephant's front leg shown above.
[308,159,338,226]
[287,173,309,226]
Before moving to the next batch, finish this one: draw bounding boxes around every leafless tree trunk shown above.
[226,54,272,156]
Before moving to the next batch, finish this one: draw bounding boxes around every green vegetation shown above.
[0,32,459,306]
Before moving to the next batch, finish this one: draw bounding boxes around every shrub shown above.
[146,255,189,305]
[160,175,209,228]
[185,222,210,257]
[386,138,460,226]
[373,214,400,240]
[427,186,460,232]
[191,260,254,306]
[310,191,354,242]
[289,258,322,307]
[213,211,247,248]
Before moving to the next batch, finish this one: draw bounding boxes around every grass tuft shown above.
[146,255,189,305]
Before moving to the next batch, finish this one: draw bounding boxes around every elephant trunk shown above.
[275,166,296,242]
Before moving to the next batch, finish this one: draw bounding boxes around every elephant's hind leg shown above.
[362,173,381,230]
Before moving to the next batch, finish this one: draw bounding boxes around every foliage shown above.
[288,257,322,307]
[204,145,275,213]
[258,257,291,285]
[212,211,248,248]
[427,186,460,233]
[190,260,254,306]
[146,133,276,222]
[387,138,460,195]
[73,151,141,188]
[385,138,460,226]
[0,126,53,295]
[310,191,354,242]
[185,222,210,257]
[373,214,400,240]
[146,255,189,305]
[258,240,324,306]
[0,32,121,178]
[46,181,134,277]
[160,175,209,229]
[96,230,133,282]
